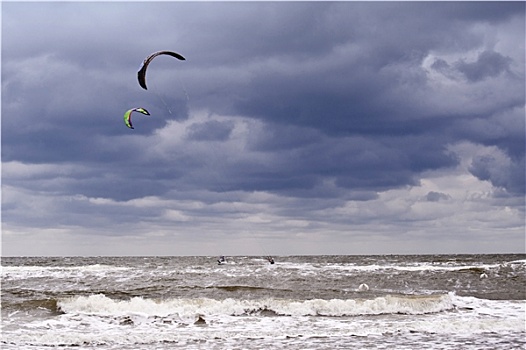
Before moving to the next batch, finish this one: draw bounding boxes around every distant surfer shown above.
[217,256,226,265]
[267,256,275,264]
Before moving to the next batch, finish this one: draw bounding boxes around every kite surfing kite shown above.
[124,107,150,129]
[137,50,186,90]
[126,50,185,128]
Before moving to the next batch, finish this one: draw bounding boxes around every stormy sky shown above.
[2,2,524,256]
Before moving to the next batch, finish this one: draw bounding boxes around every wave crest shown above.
[57,293,454,321]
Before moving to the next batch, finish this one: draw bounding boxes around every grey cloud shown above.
[450,106,525,160]
[425,191,452,202]
[455,50,512,82]
[431,58,451,72]
[469,154,525,195]
[186,120,234,142]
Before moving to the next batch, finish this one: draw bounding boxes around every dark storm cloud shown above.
[455,50,513,82]
[431,50,515,83]
[469,154,525,195]
[2,2,525,255]
[3,2,524,197]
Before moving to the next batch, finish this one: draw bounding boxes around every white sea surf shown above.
[2,255,525,349]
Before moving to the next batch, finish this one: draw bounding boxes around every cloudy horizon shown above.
[2,2,524,256]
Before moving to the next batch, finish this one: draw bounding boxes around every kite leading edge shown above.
[124,107,150,129]
[137,50,186,90]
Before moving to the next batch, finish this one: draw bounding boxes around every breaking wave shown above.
[57,293,454,321]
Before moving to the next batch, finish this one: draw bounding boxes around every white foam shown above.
[358,283,369,291]
[2,293,523,349]
[265,262,498,278]
[1,264,131,280]
[7,295,525,349]
[57,293,455,318]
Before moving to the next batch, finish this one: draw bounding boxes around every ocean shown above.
[1,254,525,349]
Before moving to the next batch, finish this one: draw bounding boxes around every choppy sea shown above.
[2,254,525,349]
